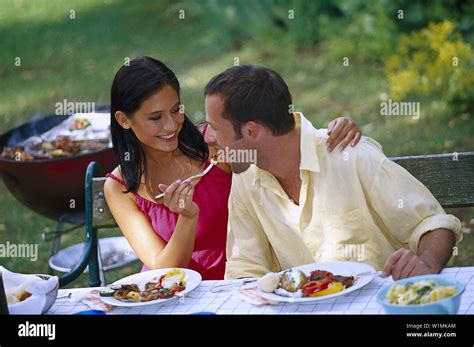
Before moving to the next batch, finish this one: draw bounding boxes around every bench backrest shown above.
[89,152,474,228]
[391,152,474,208]
[91,177,117,228]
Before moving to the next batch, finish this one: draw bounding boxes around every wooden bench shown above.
[391,152,474,208]
[59,162,117,287]
[58,152,474,287]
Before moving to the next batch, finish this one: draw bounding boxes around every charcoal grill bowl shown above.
[0,112,117,220]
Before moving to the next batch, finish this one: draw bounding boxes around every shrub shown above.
[385,20,474,114]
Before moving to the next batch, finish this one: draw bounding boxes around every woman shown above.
[104,56,361,280]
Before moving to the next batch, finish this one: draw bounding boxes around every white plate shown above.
[257,261,376,303]
[101,268,202,307]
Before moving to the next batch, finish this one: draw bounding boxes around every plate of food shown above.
[256,261,376,303]
[99,268,201,307]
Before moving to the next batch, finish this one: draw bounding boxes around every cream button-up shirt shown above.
[225,113,461,279]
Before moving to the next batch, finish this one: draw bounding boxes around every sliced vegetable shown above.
[309,282,344,297]
[99,289,116,297]
[416,285,432,296]
[301,279,331,296]
[309,270,333,280]
[69,118,91,131]
[126,291,140,301]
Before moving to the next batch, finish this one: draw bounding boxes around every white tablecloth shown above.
[47,266,474,315]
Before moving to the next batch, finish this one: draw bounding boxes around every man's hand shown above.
[382,228,456,280]
[327,116,361,152]
[382,248,435,280]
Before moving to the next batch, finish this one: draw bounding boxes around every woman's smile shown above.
[157,132,177,142]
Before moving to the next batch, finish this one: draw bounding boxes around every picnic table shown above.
[48,266,474,315]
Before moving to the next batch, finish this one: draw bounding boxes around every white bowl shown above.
[7,274,59,315]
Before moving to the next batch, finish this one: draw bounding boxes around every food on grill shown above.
[258,268,356,298]
[1,113,111,161]
[100,269,187,303]
[69,117,91,131]
[1,146,35,161]
[2,136,108,160]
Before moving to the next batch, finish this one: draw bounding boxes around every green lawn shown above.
[0,0,472,287]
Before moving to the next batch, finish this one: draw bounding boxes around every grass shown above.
[0,0,472,287]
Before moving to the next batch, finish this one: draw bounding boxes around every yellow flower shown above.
[385,20,474,109]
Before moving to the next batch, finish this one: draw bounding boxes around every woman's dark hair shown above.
[110,56,208,193]
[204,64,295,138]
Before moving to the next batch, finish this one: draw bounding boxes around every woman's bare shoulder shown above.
[110,166,123,179]
[104,166,128,195]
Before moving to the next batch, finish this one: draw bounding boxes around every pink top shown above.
[106,162,231,280]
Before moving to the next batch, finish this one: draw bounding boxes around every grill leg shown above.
[97,242,107,286]
[48,218,65,275]
[47,212,85,275]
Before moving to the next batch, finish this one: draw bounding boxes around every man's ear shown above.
[115,111,131,129]
[243,121,260,139]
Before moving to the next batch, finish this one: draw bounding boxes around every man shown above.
[203,64,461,280]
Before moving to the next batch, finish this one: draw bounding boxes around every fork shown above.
[56,292,73,299]
[355,270,382,279]
[210,278,258,293]
[154,163,214,200]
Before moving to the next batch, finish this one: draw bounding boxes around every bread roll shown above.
[258,272,280,293]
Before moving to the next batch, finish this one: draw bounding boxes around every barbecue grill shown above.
[0,110,116,220]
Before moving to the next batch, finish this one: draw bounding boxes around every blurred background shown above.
[0,0,473,287]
